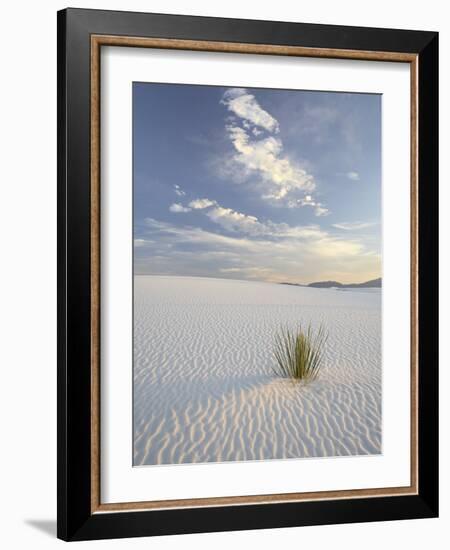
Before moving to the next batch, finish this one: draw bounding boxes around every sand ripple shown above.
[134,276,382,465]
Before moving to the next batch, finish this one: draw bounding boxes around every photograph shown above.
[133,82,383,466]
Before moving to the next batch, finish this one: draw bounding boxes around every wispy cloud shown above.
[144,217,252,249]
[169,203,191,213]
[170,197,326,239]
[221,88,279,133]
[205,203,328,240]
[134,238,154,247]
[219,88,326,215]
[137,213,379,283]
[314,205,329,217]
[173,184,186,196]
[144,214,363,258]
[288,195,329,217]
[332,221,376,230]
[206,205,261,235]
[188,198,217,210]
[347,171,360,181]
[225,125,315,199]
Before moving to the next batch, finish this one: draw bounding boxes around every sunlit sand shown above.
[133,275,381,466]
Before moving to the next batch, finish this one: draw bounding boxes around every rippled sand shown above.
[133,275,381,466]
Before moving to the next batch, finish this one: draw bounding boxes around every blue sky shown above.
[133,83,381,284]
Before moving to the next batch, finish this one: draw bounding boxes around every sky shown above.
[133,82,381,284]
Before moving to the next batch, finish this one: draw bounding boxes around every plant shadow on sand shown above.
[133,371,379,466]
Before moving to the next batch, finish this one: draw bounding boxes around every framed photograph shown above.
[57,8,438,541]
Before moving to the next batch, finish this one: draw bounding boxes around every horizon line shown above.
[133,273,382,286]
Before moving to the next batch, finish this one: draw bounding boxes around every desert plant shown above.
[272,324,328,382]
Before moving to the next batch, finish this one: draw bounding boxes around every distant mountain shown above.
[308,278,382,289]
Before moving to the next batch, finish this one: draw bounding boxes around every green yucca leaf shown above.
[272,323,328,382]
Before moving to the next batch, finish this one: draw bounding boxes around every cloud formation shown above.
[347,171,360,181]
[137,211,378,283]
[221,88,279,133]
[173,184,186,196]
[332,221,376,230]
[169,203,191,213]
[220,88,325,215]
[172,197,327,239]
[288,195,329,217]
[188,198,217,210]
[134,238,154,247]
[226,125,315,199]
[206,205,261,235]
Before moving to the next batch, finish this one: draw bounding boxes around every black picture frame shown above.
[57,7,438,541]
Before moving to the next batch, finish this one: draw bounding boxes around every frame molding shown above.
[90,33,419,514]
[58,8,438,541]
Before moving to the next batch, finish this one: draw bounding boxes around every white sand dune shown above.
[133,275,381,466]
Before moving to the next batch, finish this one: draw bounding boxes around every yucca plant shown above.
[272,324,328,382]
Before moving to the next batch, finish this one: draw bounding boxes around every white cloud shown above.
[197,201,365,260]
[206,206,261,235]
[220,88,326,212]
[141,214,379,284]
[145,217,252,249]
[173,184,186,196]
[347,171,360,181]
[332,221,376,230]
[186,197,321,240]
[205,203,328,239]
[188,198,217,210]
[134,238,154,247]
[221,88,279,133]
[169,203,191,213]
[314,205,330,217]
[225,123,315,201]
[287,197,329,217]
[183,198,335,247]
